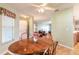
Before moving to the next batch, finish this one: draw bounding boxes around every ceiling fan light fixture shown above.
[38,8,44,13]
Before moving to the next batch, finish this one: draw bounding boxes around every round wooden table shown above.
[8,38,53,55]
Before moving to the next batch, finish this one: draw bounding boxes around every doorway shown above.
[19,20,27,39]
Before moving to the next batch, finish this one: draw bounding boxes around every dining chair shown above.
[52,41,58,55]
[20,32,27,40]
[43,48,49,55]
[33,41,58,55]
[46,41,58,55]
[33,48,49,55]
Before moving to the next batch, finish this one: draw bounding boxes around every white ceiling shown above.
[6,3,73,22]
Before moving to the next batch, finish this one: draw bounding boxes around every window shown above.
[2,15,14,43]
[37,24,51,33]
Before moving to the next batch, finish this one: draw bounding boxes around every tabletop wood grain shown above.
[8,37,53,55]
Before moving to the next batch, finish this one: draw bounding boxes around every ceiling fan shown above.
[31,3,58,13]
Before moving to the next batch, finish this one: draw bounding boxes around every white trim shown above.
[59,44,73,50]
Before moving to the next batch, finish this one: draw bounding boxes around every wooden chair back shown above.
[52,41,58,55]
[20,32,27,40]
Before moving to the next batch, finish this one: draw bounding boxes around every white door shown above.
[19,20,27,39]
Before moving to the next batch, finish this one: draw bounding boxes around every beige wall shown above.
[51,8,74,48]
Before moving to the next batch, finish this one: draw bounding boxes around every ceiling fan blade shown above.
[31,4,41,8]
[44,7,56,11]
[31,4,57,11]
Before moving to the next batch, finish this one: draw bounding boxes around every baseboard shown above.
[59,44,73,50]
